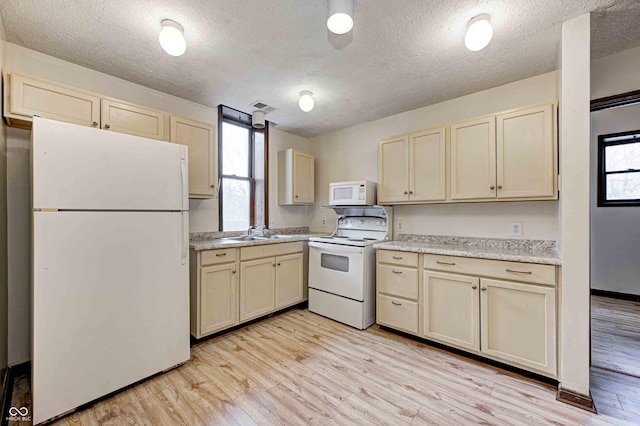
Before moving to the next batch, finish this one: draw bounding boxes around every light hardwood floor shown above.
[591,295,640,378]
[11,308,635,425]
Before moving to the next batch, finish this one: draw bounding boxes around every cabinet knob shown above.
[403,191,408,195]
[277,263,281,266]
[232,270,236,274]
[409,190,413,194]
[490,185,495,190]
[481,287,487,292]
[498,185,503,189]
[272,263,276,267]
[210,184,215,188]
[295,195,299,198]
[92,121,98,127]
[471,285,477,289]
[104,124,111,129]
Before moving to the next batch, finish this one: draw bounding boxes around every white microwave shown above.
[328,180,377,205]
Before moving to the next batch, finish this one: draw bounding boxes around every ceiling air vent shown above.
[250,100,276,113]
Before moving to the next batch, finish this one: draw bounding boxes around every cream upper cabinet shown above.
[480,278,557,376]
[239,257,276,322]
[101,98,169,141]
[423,271,479,351]
[450,116,497,200]
[5,73,100,129]
[278,148,315,205]
[409,127,446,202]
[496,104,556,199]
[170,116,217,199]
[200,263,238,335]
[378,128,446,204]
[275,253,304,309]
[378,135,409,203]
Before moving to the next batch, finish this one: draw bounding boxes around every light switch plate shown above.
[321,219,327,227]
[510,221,523,237]
[397,221,403,231]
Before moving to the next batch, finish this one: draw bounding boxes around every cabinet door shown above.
[480,278,556,376]
[200,263,238,336]
[240,257,276,322]
[496,104,556,199]
[170,116,216,199]
[101,98,169,141]
[8,73,100,127]
[423,271,479,351]
[292,151,315,204]
[450,116,496,200]
[275,253,303,309]
[378,135,409,203]
[409,127,446,202]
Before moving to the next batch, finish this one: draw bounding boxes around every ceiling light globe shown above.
[464,15,493,51]
[327,13,354,35]
[159,20,186,56]
[299,91,314,112]
[327,0,354,35]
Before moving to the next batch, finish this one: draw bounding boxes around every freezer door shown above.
[32,117,188,211]
[32,211,190,424]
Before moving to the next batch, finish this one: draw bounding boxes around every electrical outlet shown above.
[397,221,403,231]
[509,221,523,237]
[321,219,327,227]
[268,219,276,229]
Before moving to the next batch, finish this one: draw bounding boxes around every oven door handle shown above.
[308,241,364,254]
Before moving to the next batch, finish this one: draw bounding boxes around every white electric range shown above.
[308,205,393,329]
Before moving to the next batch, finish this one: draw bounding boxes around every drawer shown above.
[377,265,419,300]
[423,254,556,286]
[241,241,303,261]
[377,294,418,334]
[201,248,236,266]
[378,250,419,267]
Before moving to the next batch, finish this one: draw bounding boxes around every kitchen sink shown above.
[260,235,294,239]
[223,234,294,242]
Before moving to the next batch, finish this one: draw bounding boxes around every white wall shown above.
[592,45,640,100]
[309,72,559,240]
[590,105,640,296]
[558,13,591,397]
[2,42,312,363]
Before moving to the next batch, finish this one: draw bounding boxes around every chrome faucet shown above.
[247,225,266,236]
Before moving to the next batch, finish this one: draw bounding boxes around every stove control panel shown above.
[338,218,387,230]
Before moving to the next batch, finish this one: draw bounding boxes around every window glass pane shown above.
[605,141,640,172]
[222,178,250,231]
[253,131,265,227]
[606,172,640,200]
[222,122,249,177]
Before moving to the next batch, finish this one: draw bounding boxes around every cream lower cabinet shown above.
[275,253,304,309]
[376,249,558,378]
[170,116,217,199]
[240,258,276,322]
[480,278,557,376]
[422,271,479,351]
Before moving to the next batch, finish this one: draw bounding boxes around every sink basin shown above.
[260,235,294,239]
[225,235,265,241]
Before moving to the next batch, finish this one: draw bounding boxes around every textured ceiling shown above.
[0,0,639,138]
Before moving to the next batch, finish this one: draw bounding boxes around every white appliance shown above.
[328,180,377,205]
[31,118,190,424]
[308,205,392,329]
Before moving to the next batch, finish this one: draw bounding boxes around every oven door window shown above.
[333,187,353,201]
[320,253,349,272]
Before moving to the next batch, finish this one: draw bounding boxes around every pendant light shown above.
[464,14,493,51]
[159,19,187,56]
[299,91,315,112]
[327,0,354,35]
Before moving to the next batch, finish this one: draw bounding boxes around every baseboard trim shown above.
[556,387,597,413]
[2,362,31,426]
[591,289,640,302]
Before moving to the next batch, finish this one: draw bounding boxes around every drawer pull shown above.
[436,261,456,266]
[505,268,532,275]
[216,253,227,257]
[392,270,403,274]
[392,256,403,260]
[391,301,402,306]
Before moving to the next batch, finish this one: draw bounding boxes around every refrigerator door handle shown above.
[181,212,188,265]
[180,147,188,210]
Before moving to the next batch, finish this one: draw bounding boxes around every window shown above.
[218,106,268,231]
[598,130,640,207]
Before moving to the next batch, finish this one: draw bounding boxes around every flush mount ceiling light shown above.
[464,14,493,51]
[159,19,186,56]
[327,0,354,35]
[299,91,314,112]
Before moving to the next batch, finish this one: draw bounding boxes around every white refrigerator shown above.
[31,117,191,424]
